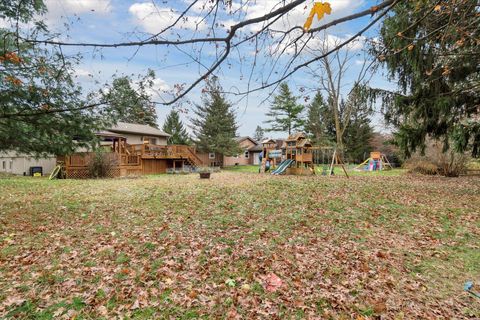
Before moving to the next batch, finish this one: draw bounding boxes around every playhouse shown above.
[259,133,316,175]
[354,151,393,171]
[280,133,315,175]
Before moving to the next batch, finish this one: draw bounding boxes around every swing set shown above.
[312,147,349,178]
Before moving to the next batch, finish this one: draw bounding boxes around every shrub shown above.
[405,160,438,175]
[404,140,469,177]
[87,151,118,178]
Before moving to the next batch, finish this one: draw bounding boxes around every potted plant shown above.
[198,167,211,179]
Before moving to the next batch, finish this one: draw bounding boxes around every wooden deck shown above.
[60,144,203,178]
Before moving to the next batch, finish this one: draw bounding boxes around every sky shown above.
[12,0,396,138]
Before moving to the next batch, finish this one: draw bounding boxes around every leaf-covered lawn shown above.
[0,172,479,319]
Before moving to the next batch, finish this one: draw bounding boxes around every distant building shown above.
[0,151,56,176]
[196,136,263,167]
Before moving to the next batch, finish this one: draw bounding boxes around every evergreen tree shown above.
[162,110,190,145]
[253,125,265,142]
[304,91,334,145]
[191,77,239,156]
[264,83,304,135]
[104,70,158,128]
[372,0,479,157]
[343,106,374,163]
[0,0,127,157]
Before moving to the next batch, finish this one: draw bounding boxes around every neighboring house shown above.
[0,151,56,176]
[224,136,263,166]
[195,136,263,167]
[1,122,204,178]
[60,122,203,178]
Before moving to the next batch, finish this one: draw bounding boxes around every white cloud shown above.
[134,78,171,100]
[45,0,111,17]
[218,19,238,31]
[244,0,364,32]
[129,2,207,34]
[41,0,111,28]
[183,0,243,14]
[73,68,92,79]
[269,32,365,57]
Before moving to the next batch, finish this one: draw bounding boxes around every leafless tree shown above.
[13,0,398,109]
[306,35,374,150]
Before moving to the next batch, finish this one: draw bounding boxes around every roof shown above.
[297,139,312,147]
[261,138,276,144]
[286,132,306,142]
[108,122,170,137]
[96,130,125,138]
[236,136,258,145]
[248,144,263,152]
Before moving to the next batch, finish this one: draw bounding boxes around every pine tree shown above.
[104,71,158,128]
[304,91,334,145]
[191,77,239,156]
[0,1,128,157]
[373,0,479,157]
[343,107,374,163]
[264,83,304,135]
[162,110,190,145]
[253,125,265,142]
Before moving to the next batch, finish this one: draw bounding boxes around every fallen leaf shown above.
[264,273,283,292]
[97,305,108,316]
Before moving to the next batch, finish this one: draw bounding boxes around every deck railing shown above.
[127,144,203,166]
[65,152,141,167]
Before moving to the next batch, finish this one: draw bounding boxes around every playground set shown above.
[259,133,349,177]
[354,151,393,172]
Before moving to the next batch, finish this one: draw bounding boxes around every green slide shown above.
[271,159,294,175]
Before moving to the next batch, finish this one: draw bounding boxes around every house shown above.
[195,136,263,167]
[224,136,263,166]
[58,122,203,178]
[1,122,204,178]
[0,151,56,176]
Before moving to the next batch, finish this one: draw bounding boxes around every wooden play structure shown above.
[354,151,393,171]
[259,138,280,173]
[259,133,349,177]
[278,133,316,175]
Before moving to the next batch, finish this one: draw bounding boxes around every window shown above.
[9,160,13,170]
[208,153,215,159]
[2,161,5,170]
[244,150,249,158]
[143,137,157,145]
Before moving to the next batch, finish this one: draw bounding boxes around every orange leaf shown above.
[303,2,332,31]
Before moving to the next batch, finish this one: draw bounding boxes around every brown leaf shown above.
[97,305,108,316]
[130,299,140,310]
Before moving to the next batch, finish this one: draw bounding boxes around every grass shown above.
[0,171,479,318]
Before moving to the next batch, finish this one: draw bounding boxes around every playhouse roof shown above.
[285,132,306,142]
[297,139,312,147]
